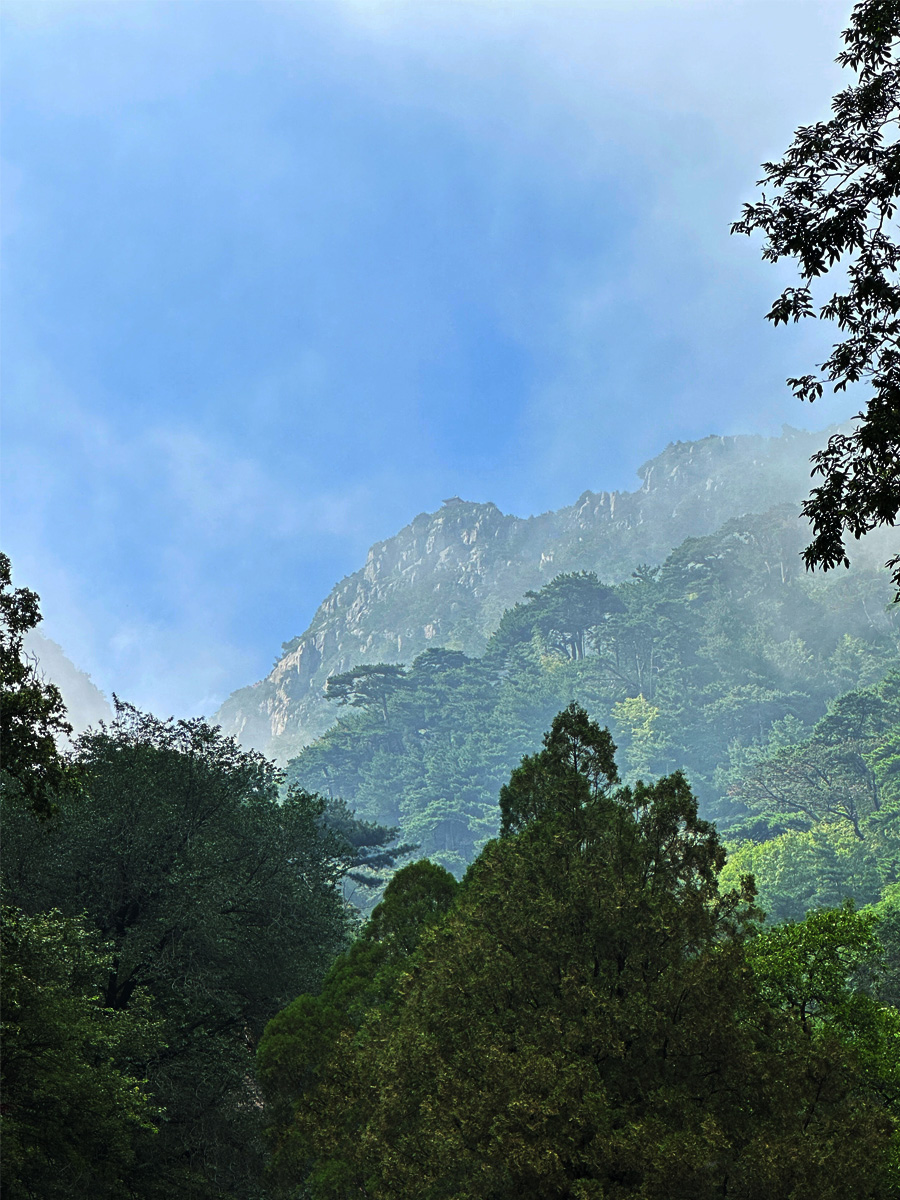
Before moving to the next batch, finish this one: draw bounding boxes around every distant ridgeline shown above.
[212,423,899,901]
[215,424,867,761]
[284,503,899,892]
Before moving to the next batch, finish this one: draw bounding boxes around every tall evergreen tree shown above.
[282,709,899,1199]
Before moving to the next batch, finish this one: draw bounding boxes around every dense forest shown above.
[0,552,407,1197]
[261,708,900,1200]
[213,424,843,762]
[3,513,899,1196]
[286,505,900,919]
[5,2,900,1191]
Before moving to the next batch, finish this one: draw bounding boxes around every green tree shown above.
[525,571,624,662]
[0,551,75,817]
[589,562,699,702]
[611,693,663,782]
[257,860,458,1197]
[287,710,899,1199]
[747,902,900,1135]
[498,701,618,835]
[732,0,900,591]
[286,515,900,881]
[731,738,880,840]
[872,883,900,1006]
[720,822,885,922]
[319,794,416,895]
[325,664,407,722]
[722,673,899,918]
[1,906,160,1199]
[2,702,356,1199]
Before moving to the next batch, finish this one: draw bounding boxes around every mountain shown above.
[282,501,898,876]
[23,629,113,739]
[214,425,842,761]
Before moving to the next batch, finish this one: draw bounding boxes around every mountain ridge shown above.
[214,424,837,761]
[22,630,113,740]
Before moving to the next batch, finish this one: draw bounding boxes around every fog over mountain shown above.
[215,424,845,761]
[23,629,112,739]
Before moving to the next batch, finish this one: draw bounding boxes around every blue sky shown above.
[2,0,860,717]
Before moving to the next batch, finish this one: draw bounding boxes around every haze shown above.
[1,0,860,717]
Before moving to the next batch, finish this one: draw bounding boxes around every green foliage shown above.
[721,823,885,924]
[748,904,888,1033]
[2,701,357,1199]
[748,904,900,1139]
[318,794,417,896]
[278,711,899,1199]
[1,906,160,1199]
[523,571,624,661]
[0,551,76,817]
[721,671,900,919]
[325,664,408,721]
[363,858,459,954]
[3,535,899,1198]
[611,692,662,782]
[731,740,878,839]
[287,508,900,883]
[732,0,900,589]
[257,860,459,1197]
[499,702,618,835]
[872,884,900,1007]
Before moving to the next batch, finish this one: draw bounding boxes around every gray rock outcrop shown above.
[215,425,834,761]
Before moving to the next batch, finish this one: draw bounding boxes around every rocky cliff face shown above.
[215,425,832,761]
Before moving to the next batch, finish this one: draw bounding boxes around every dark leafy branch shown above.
[732,0,900,592]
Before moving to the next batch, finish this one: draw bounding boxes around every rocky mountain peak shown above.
[214,425,837,761]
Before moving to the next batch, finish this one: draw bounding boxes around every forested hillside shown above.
[285,504,899,909]
[261,708,900,1200]
[0,554,404,1198]
[216,425,840,761]
[3,536,898,1196]
[7,0,900,1189]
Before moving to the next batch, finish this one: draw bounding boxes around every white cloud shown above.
[3,0,865,714]
[3,350,382,715]
[148,424,373,541]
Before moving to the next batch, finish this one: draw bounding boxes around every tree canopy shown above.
[720,670,899,921]
[1,907,160,1200]
[271,708,900,1199]
[257,859,459,1197]
[524,572,624,661]
[0,551,75,817]
[2,700,363,1197]
[288,507,900,887]
[325,664,408,722]
[732,0,900,591]
[498,701,618,835]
